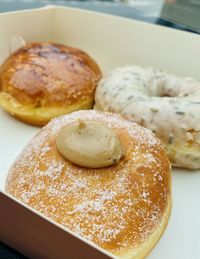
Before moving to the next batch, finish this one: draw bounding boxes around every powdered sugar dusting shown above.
[6,110,171,255]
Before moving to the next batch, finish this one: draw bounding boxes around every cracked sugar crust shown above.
[6,110,171,255]
[0,42,102,106]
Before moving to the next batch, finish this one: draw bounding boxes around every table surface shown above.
[0,0,199,258]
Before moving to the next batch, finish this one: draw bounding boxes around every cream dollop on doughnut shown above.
[6,110,172,258]
[95,65,200,169]
[56,120,124,168]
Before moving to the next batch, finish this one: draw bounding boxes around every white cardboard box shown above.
[0,6,200,259]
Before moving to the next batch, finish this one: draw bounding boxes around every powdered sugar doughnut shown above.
[95,66,200,169]
[6,110,171,258]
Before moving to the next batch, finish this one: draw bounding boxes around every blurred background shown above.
[0,0,200,33]
[0,0,199,258]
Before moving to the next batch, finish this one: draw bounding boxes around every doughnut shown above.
[95,65,200,169]
[0,42,101,126]
[6,110,172,258]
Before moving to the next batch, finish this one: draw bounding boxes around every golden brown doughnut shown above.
[6,110,172,258]
[0,43,101,126]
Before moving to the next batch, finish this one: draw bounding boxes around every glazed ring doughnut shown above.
[95,65,200,169]
[6,110,172,258]
[0,42,101,126]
